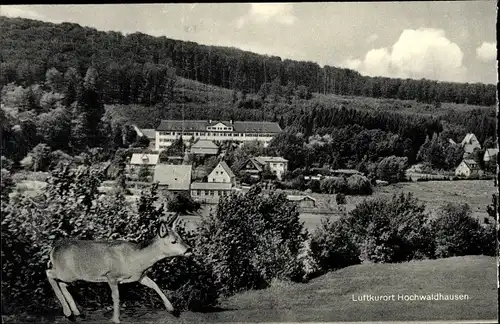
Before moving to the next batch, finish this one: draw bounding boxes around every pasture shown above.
[3,256,496,323]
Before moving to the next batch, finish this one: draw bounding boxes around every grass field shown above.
[4,256,496,323]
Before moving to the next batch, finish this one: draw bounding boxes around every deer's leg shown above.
[139,276,178,316]
[59,282,83,318]
[46,270,75,321]
[107,279,121,324]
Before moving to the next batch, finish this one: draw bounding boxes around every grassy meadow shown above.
[5,255,496,323]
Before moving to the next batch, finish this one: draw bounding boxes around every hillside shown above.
[4,256,496,323]
[0,16,496,106]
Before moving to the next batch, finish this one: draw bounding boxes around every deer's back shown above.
[50,239,141,283]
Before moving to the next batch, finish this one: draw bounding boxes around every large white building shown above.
[155,119,282,151]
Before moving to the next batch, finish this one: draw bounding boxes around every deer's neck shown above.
[134,237,168,270]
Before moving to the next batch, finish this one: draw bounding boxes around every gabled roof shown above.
[130,153,159,165]
[156,120,282,133]
[217,161,235,178]
[462,159,480,170]
[287,195,316,202]
[191,182,233,190]
[255,156,288,164]
[153,164,192,190]
[461,133,480,146]
[140,129,156,139]
[191,140,219,149]
[247,158,264,171]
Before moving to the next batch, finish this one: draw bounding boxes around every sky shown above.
[0,2,497,84]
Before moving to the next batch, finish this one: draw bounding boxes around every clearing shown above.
[4,255,496,323]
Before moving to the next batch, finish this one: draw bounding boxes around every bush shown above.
[1,169,14,204]
[347,174,372,195]
[310,218,360,272]
[432,203,495,258]
[1,164,218,314]
[196,186,309,296]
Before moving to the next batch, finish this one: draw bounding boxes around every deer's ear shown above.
[158,222,168,238]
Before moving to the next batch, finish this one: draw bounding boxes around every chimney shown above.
[230,119,233,124]
[209,119,212,124]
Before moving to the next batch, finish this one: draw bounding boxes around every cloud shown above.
[237,3,296,28]
[366,34,379,43]
[0,5,44,20]
[476,42,496,62]
[342,28,467,82]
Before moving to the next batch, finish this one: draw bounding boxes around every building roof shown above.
[130,153,159,165]
[156,119,282,133]
[462,159,480,170]
[140,129,156,139]
[191,140,219,149]
[255,156,288,164]
[461,133,480,146]
[153,164,192,190]
[191,182,233,190]
[216,161,236,178]
[246,158,264,172]
[287,195,316,202]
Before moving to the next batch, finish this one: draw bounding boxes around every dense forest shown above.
[0,17,497,106]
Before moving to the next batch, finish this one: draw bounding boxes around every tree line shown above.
[0,16,496,106]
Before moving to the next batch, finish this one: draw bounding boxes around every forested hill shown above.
[0,16,496,106]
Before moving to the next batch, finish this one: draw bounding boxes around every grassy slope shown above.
[7,256,496,323]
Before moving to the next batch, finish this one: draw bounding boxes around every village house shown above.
[190,161,236,204]
[133,125,156,151]
[238,158,264,180]
[455,159,484,178]
[254,156,289,180]
[287,195,317,208]
[208,161,236,184]
[190,182,233,204]
[155,119,282,151]
[483,148,499,162]
[128,153,159,176]
[461,133,481,158]
[189,139,219,156]
[153,164,192,196]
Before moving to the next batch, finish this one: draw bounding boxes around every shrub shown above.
[1,169,14,204]
[1,164,218,314]
[432,203,494,258]
[196,186,309,297]
[346,174,372,195]
[375,156,408,183]
[310,218,360,272]
[345,193,434,263]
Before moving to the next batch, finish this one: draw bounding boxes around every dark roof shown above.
[218,161,235,178]
[156,120,281,133]
[463,159,480,170]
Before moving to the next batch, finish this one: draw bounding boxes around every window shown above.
[218,190,222,196]
[210,190,214,196]
[204,190,209,196]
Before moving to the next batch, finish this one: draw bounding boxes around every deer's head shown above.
[157,212,192,257]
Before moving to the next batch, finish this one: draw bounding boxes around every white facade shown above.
[255,156,289,180]
[154,120,281,151]
[208,162,235,184]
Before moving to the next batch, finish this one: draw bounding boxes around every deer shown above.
[46,212,192,323]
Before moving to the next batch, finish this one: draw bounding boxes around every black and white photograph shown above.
[0,2,498,324]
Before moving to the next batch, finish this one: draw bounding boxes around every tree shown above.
[376,156,408,183]
[137,165,151,182]
[335,193,347,213]
[1,169,14,205]
[167,193,201,214]
[63,67,82,107]
[25,143,52,172]
[45,67,64,93]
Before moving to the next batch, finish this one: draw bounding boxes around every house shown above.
[189,139,219,155]
[133,125,156,150]
[190,182,234,204]
[455,159,484,178]
[128,153,159,177]
[155,119,282,150]
[238,158,264,180]
[153,164,192,195]
[461,133,481,157]
[254,156,289,180]
[483,148,499,162]
[208,161,236,184]
[287,195,316,208]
